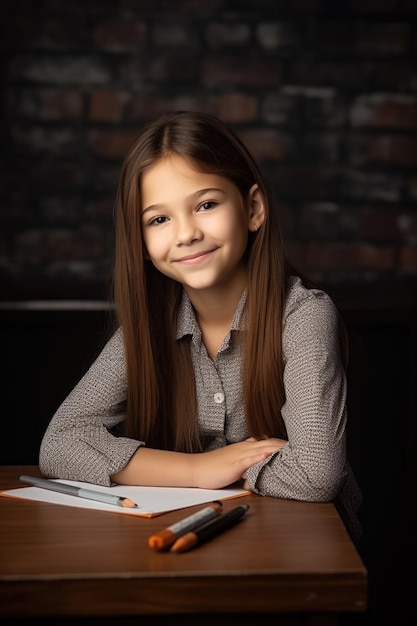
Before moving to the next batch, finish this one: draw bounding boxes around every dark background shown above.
[1,0,417,297]
[1,1,416,624]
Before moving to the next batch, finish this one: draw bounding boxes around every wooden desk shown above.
[0,466,367,624]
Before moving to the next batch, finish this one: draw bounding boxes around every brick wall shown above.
[2,0,417,300]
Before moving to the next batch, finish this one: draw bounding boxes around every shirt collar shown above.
[176,289,247,341]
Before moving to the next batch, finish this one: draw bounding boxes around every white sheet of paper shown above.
[1,479,249,517]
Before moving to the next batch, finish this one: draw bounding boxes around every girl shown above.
[39,111,362,542]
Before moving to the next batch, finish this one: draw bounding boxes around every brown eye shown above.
[198,201,217,211]
[149,216,169,226]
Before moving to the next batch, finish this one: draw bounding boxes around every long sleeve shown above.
[39,328,142,486]
[245,283,349,503]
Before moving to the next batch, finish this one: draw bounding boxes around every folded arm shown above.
[245,292,348,502]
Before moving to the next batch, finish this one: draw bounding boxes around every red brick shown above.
[41,90,84,120]
[357,207,402,240]
[203,54,282,88]
[239,128,291,160]
[94,19,147,50]
[89,90,131,122]
[88,130,139,158]
[128,95,217,120]
[129,93,260,123]
[350,95,417,130]
[8,88,84,121]
[217,94,258,122]
[349,134,417,168]
[400,246,417,271]
[368,136,417,167]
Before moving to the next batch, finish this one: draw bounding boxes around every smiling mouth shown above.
[176,249,217,264]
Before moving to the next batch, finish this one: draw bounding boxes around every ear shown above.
[247,184,265,232]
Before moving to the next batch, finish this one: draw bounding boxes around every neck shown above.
[185,275,246,329]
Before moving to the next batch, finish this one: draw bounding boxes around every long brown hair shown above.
[114,111,294,451]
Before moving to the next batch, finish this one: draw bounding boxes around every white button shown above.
[214,392,224,404]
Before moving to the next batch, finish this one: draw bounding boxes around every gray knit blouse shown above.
[39,276,362,542]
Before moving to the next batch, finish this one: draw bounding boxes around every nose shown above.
[176,216,203,245]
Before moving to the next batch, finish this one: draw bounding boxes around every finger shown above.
[243,452,270,467]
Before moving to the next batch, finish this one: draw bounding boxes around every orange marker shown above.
[148,501,223,550]
[170,504,249,553]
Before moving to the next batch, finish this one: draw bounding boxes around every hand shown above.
[193,437,285,490]
[240,437,287,490]
[240,437,288,491]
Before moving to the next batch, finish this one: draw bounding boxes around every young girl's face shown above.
[141,154,261,296]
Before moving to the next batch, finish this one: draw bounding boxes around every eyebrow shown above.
[142,187,225,215]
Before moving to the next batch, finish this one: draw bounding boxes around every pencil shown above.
[170,504,249,553]
[148,500,223,550]
[19,475,138,509]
